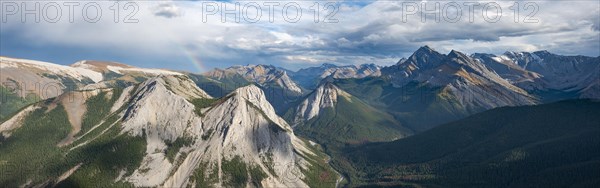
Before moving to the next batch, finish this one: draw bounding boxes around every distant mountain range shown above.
[2,46,598,142]
[290,63,382,89]
[0,46,598,187]
[2,45,599,138]
[198,64,303,114]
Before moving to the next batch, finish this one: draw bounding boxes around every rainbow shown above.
[180,45,207,73]
[162,23,208,73]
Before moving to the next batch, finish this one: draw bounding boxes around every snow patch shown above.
[1,56,103,83]
[107,65,183,76]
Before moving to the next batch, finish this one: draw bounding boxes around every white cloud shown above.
[1,0,598,71]
[152,3,183,18]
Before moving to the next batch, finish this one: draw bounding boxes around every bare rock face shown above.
[291,83,351,125]
[167,85,312,187]
[121,75,207,142]
[118,75,329,187]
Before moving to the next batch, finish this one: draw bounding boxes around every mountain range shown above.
[0,73,339,187]
[1,46,598,187]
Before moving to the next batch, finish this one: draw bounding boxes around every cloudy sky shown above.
[1,0,598,72]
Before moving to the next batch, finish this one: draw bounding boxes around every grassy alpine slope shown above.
[334,77,479,132]
[290,94,412,148]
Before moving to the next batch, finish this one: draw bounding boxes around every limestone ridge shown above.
[118,76,329,187]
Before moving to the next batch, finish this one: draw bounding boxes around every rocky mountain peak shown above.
[117,76,329,187]
[120,75,211,141]
[321,63,338,68]
[532,50,552,57]
[406,46,446,68]
[416,45,435,53]
[448,50,467,59]
[203,84,296,136]
[291,82,351,125]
